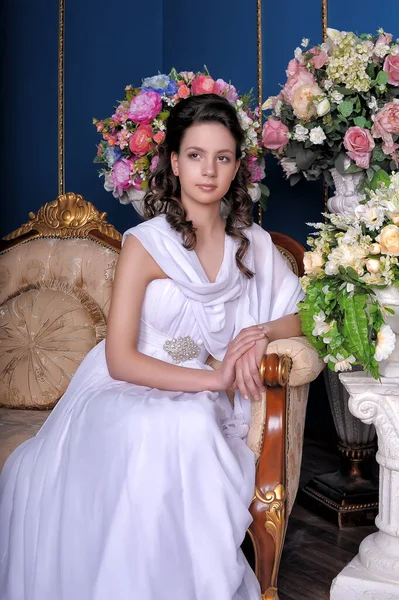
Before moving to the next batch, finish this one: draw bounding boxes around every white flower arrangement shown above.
[299,171,399,378]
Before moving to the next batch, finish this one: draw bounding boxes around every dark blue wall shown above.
[1,0,58,235]
[1,1,398,244]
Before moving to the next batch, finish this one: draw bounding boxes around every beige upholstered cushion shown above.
[0,237,118,316]
[0,408,50,470]
[267,336,324,387]
[0,281,106,409]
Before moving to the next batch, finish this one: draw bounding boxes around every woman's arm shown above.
[261,312,302,342]
[105,235,265,393]
[233,313,303,401]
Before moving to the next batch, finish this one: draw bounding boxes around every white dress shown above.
[0,215,303,600]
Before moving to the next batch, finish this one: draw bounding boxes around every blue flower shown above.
[105,146,122,168]
[141,74,178,97]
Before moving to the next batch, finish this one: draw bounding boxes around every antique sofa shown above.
[0,193,324,600]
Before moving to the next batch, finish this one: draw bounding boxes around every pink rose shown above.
[129,124,153,156]
[382,141,399,155]
[213,78,239,101]
[309,47,329,69]
[343,126,375,169]
[262,118,289,153]
[177,84,190,99]
[283,68,316,104]
[372,102,399,147]
[112,159,132,191]
[153,130,165,145]
[128,90,162,124]
[191,76,215,95]
[383,55,399,86]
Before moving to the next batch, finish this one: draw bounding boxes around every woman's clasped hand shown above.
[214,325,269,401]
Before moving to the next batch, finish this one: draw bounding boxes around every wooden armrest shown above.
[249,353,291,600]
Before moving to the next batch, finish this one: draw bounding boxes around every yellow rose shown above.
[376,224,399,255]
[392,213,399,225]
[291,83,323,120]
[303,250,324,275]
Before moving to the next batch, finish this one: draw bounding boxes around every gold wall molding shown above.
[256,0,263,226]
[58,0,65,195]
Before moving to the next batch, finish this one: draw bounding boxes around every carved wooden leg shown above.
[249,353,291,600]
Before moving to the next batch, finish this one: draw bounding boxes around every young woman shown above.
[0,94,303,600]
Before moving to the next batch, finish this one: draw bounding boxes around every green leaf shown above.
[295,148,316,171]
[338,100,355,118]
[369,168,391,190]
[372,146,388,162]
[289,173,302,186]
[376,71,389,86]
[258,182,270,197]
[353,116,367,128]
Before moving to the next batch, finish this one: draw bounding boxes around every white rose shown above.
[366,258,381,273]
[316,98,331,117]
[369,243,381,254]
[293,124,309,142]
[301,38,310,48]
[303,250,324,275]
[309,127,327,145]
[323,79,333,90]
[280,157,299,177]
[330,90,344,104]
[247,183,261,203]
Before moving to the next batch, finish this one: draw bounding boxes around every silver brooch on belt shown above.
[163,336,201,364]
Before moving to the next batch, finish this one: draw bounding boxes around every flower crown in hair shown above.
[94,67,268,215]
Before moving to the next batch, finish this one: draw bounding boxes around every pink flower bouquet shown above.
[262,29,399,187]
[94,68,268,210]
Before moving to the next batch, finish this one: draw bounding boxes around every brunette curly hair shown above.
[143,94,254,278]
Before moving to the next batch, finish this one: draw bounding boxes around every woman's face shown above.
[171,122,240,210]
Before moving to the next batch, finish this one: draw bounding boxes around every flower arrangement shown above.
[262,28,399,187]
[298,171,399,379]
[94,68,268,209]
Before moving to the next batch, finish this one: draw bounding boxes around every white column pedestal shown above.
[330,373,399,600]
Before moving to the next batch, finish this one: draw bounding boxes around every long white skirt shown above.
[0,342,260,600]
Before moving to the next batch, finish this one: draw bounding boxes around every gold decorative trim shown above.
[3,193,122,242]
[303,487,379,512]
[256,0,263,227]
[277,355,291,387]
[262,588,279,600]
[253,484,286,589]
[58,0,65,195]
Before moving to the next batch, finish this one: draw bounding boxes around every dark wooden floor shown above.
[278,439,377,600]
